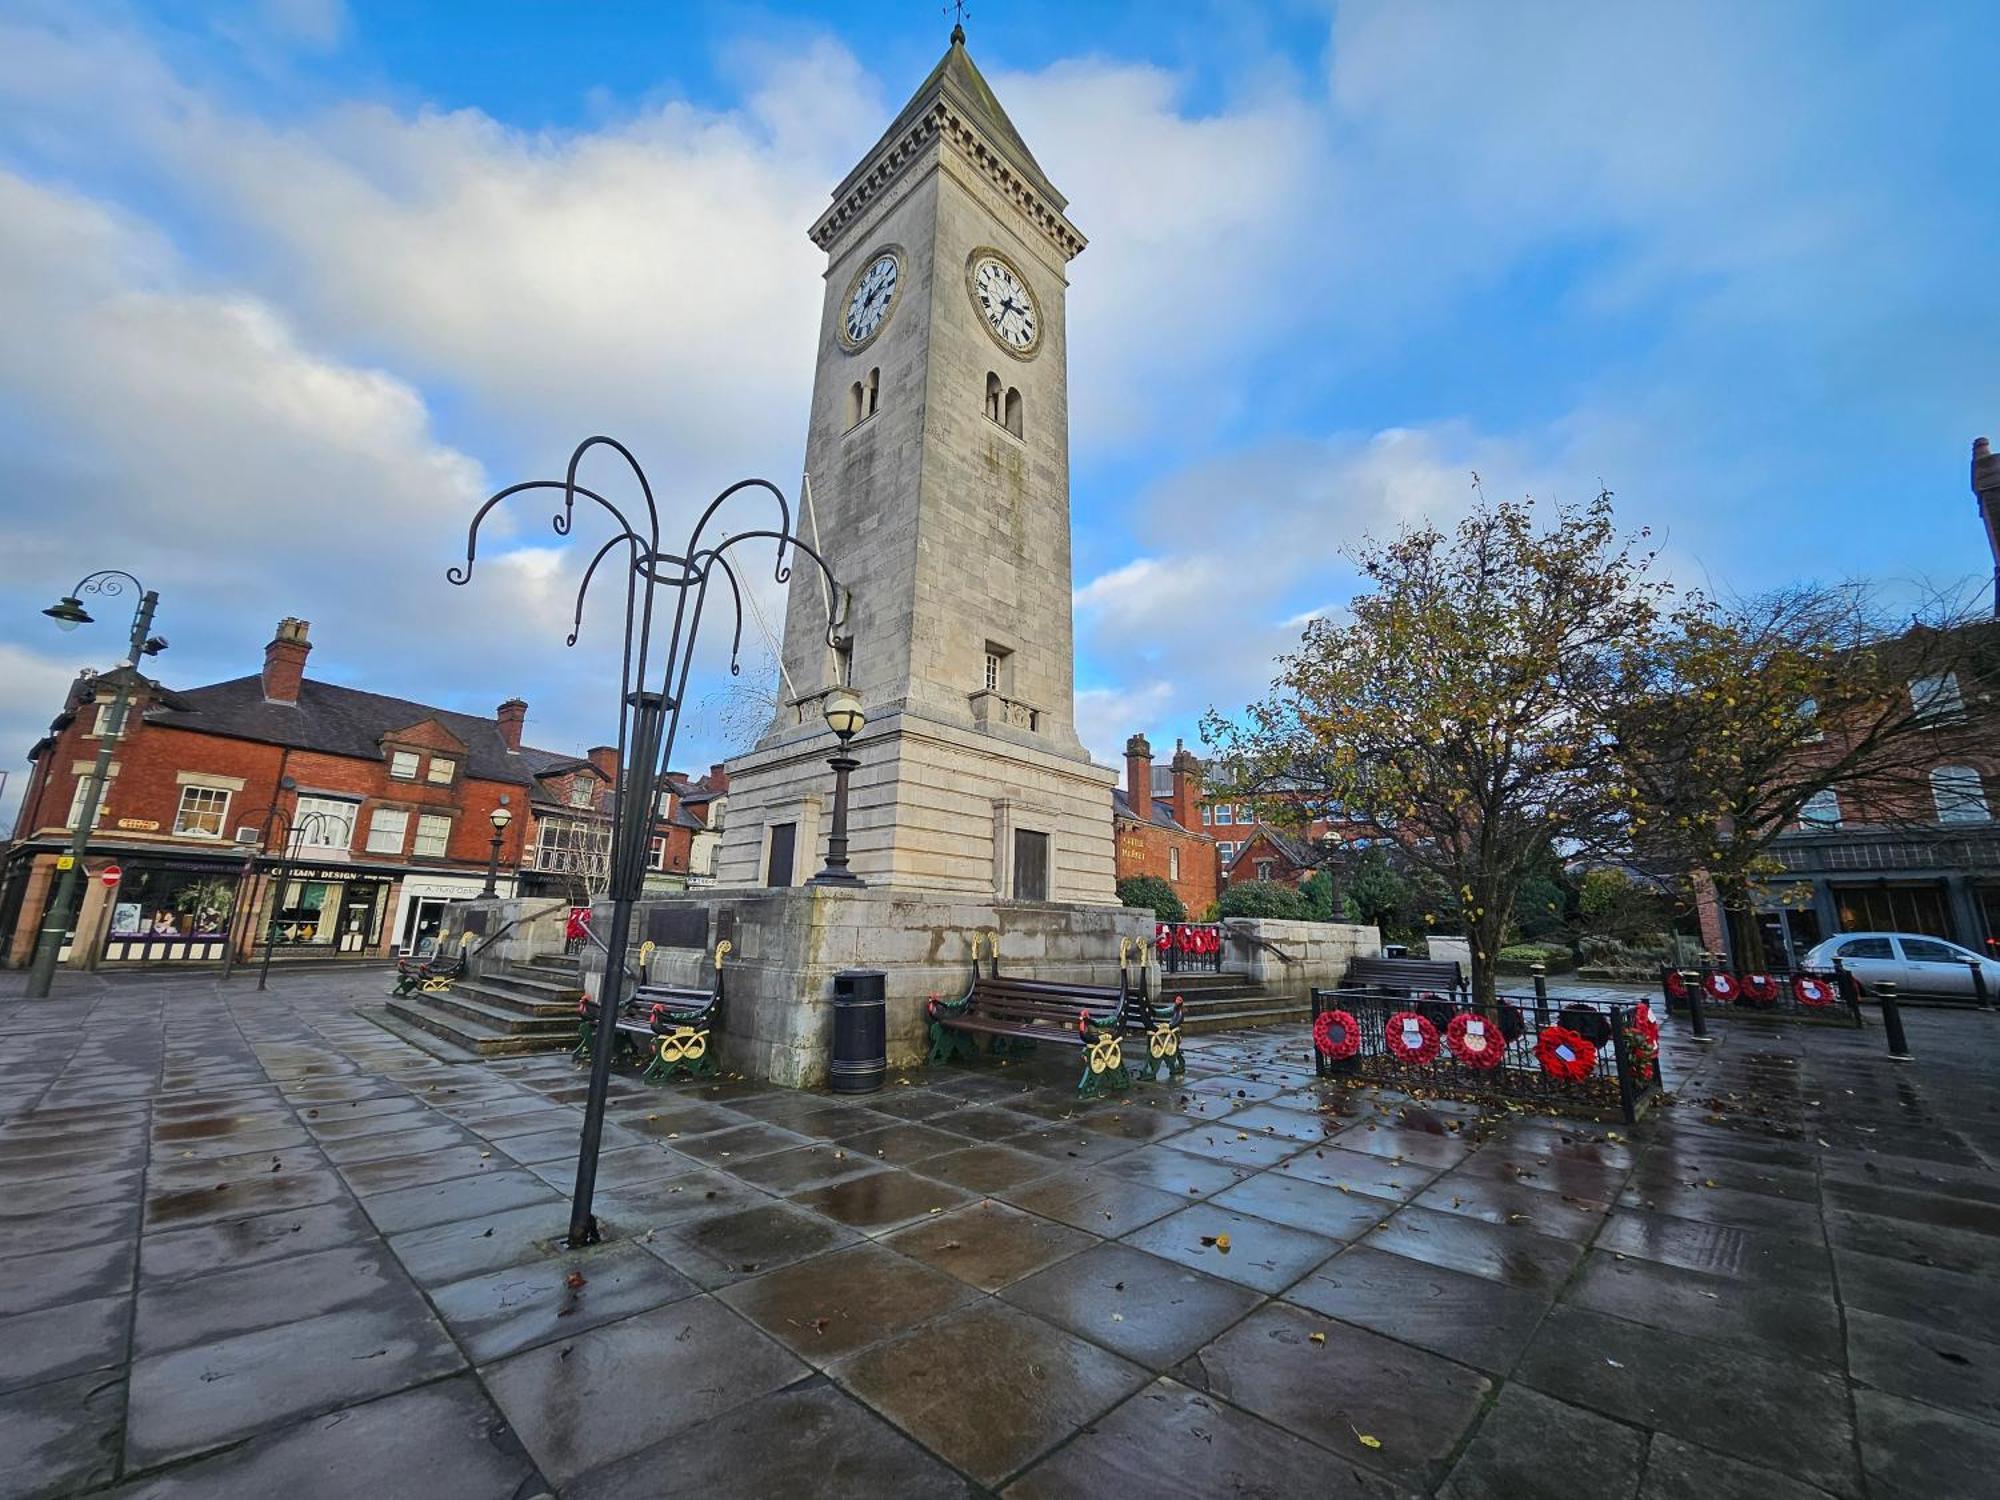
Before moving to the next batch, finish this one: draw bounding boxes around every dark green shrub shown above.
[1218,881,1309,920]
[1117,875,1185,922]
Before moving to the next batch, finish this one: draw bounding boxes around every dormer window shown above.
[569,778,596,809]
[426,756,457,785]
[389,750,419,780]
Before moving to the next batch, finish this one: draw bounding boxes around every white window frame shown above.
[648,834,668,870]
[1256,859,1276,881]
[569,777,596,809]
[89,702,130,738]
[1796,697,1824,744]
[413,813,452,858]
[388,749,420,780]
[1214,804,1233,826]
[67,774,107,830]
[173,785,231,839]
[425,756,457,785]
[293,795,357,852]
[366,807,410,854]
[1930,766,1989,825]
[1799,789,1842,829]
[1911,673,1966,722]
[984,652,1000,692]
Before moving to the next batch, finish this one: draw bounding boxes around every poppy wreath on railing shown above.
[1156,925,1172,952]
[1313,1008,1362,1060]
[1630,1002,1662,1046]
[1702,971,1740,1003]
[1662,970,1689,1000]
[1792,974,1836,1008]
[1385,1010,1442,1065]
[1444,1011,1505,1069]
[1624,1024,1659,1084]
[1740,973,1780,1006]
[1536,1025,1598,1082]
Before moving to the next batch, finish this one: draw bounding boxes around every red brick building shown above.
[0,618,707,969]
[1113,734,1217,916]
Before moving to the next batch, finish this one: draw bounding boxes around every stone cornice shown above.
[810,101,1087,264]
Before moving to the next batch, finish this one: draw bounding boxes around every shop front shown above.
[391,873,509,957]
[262,864,393,958]
[102,856,245,964]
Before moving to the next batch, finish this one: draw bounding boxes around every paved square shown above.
[4,967,2000,1497]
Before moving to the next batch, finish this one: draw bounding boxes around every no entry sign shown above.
[100,864,122,888]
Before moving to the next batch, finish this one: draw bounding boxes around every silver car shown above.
[1799,932,2000,1000]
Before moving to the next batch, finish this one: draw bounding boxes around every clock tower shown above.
[716,26,1117,902]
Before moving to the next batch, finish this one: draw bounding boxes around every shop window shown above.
[366,808,409,854]
[1930,766,1989,824]
[389,749,419,780]
[1799,789,1841,829]
[294,795,356,851]
[414,814,451,858]
[426,756,457,785]
[66,774,107,830]
[1013,829,1049,901]
[173,785,230,838]
[1168,847,1180,881]
[569,778,596,809]
[108,867,236,941]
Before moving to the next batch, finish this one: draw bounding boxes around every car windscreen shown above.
[1839,937,1894,959]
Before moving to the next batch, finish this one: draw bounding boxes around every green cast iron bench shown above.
[575,940,730,1082]
[1338,954,1467,1000]
[390,931,475,996]
[927,933,1166,1096]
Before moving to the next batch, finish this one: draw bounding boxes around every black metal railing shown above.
[1658,963,1863,1028]
[1157,922,1223,974]
[1309,985,1664,1124]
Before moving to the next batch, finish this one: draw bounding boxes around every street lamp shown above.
[450,435,848,1248]
[810,686,866,887]
[27,570,161,999]
[483,804,514,897]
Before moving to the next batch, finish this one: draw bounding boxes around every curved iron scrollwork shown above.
[72,569,148,602]
[447,435,849,1248]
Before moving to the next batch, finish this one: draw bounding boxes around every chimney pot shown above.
[1124,733,1153,819]
[261,618,312,705]
[496,698,527,753]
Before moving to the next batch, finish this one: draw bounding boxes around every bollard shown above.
[1531,964,1551,1030]
[1970,958,1996,1014]
[1834,957,1865,1027]
[1876,980,1914,1062]
[1609,1007,1640,1124]
[1684,969,1712,1042]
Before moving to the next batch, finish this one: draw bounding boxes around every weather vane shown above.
[945,1,970,34]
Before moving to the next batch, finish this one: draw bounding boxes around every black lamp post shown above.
[28,571,164,999]
[482,805,513,897]
[449,436,848,1249]
[810,686,866,886]
[256,808,340,991]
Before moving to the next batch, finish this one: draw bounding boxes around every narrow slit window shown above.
[1004,386,1023,437]
[985,372,1002,423]
[864,366,879,418]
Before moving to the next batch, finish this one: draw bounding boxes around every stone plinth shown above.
[578,886,1152,1088]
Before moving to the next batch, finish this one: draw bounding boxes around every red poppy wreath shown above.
[1630,1002,1662,1046]
[1792,974,1836,1008]
[1385,1010,1441,1065]
[1313,1008,1361,1060]
[1445,1011,1505,1069]
[1662,970,1688,1001]
[1740,972,1780,1005]
[1702,972,1740,1003]
[1536,1025,1597,1081]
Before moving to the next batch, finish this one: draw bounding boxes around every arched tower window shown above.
[847,381,864,429]
[846,368,880,431]
[984,371,1002,424]
[1004,386,1023,438]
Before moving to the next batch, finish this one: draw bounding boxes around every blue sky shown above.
[0,0,1994,823]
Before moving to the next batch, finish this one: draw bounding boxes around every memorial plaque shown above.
[646,905,710,950]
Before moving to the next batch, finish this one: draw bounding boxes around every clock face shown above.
[971,254,1039,355]
[842,251,900,349]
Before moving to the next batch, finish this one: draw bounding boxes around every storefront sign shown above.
[116,818,160,832]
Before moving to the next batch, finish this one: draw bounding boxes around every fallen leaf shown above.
[1309,1332,1326,1346]
[1358,1435,1382,1449]
[565,1272,587,1291]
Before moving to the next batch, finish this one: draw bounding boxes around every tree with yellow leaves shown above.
[1206,488,1669,1007]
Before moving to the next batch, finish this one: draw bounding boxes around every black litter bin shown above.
[830,968,887,1094]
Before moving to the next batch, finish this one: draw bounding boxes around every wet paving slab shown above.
[7,971,2000,1496]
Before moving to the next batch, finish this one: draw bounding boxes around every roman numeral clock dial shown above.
[969,251,1040,357]
[839,249,902,351]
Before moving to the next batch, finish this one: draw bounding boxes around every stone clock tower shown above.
[716,27,1116,903]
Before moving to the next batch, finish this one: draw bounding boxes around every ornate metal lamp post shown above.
[809,687,866,886]
[450,436,848,1248]
[256,808,342,991]
[482,805,513,897]
[27,571,165,998]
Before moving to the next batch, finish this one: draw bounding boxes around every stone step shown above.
[1181,1003,1310,1035]
[383,995,575,1058]
[420,988,580,1037]
[452,977,582,1014]
[356,1004,484,1064]
[501,963,585,991]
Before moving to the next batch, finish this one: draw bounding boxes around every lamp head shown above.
[490,806,513,831]
[43,597,91,631]
[821,687,865,742]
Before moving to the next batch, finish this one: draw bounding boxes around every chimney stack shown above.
[1975,437,2000,616]
[707,762,729,791]
[1169,738,1203,830]
[496,698,527,753]
[1124,733,1153,819]
[261,618,311,705]
[586,745,619,786]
